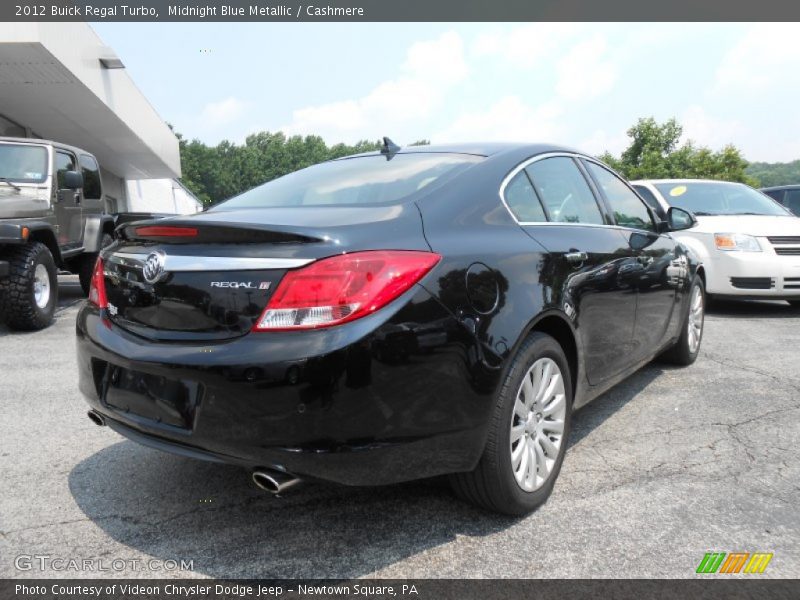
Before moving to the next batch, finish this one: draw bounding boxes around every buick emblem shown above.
[142,251,166,284]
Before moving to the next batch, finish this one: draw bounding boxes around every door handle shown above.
[564,251,588,264]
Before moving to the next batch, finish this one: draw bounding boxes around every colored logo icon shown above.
[696,552,773,574]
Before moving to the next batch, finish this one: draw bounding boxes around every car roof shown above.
[340,142,585,160]
[761,184,800,191]
[631,178,745,185]
[0,136,90,155]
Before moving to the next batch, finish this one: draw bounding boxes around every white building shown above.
[0,23,201,214]
[126,178,202,215]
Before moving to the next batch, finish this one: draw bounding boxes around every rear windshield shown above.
[654,181,790,217]
[212,153,483,210]
[0,143,48,184]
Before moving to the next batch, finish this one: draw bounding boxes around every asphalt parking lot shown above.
[1,276,798,579]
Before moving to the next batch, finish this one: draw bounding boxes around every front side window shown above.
[0,143,48,184]
[503,170,546,222]
[79,154,102,199]
[55,151,77,190]
[525,157,604,224]
[587,162,655,231]
[632,184,666,220]
[213,153,483,210]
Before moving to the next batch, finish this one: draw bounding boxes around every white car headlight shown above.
[713,233,762,252]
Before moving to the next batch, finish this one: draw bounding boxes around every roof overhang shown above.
[0,23,180,179]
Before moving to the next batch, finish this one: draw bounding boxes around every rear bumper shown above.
[705,250,800,297]
[76,287,497,486]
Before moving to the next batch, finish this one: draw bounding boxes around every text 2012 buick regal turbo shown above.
[77,142,705,515]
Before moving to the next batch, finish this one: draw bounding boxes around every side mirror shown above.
[667,207,697,231]
[629,231,657,251]
[63,170,83,190]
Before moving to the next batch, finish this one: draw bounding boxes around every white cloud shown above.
[281,31,468,142]
[680,105,746,149]
[471,23,582,68]
[682,104,800,162]
[706,23,800,160]
[432,96,564,143]
[239,24,800,161]
[403,31,468,85]
[579,128,630,157]
[555,35,616,101]
[714,23,800,91]
[200,97,247,127]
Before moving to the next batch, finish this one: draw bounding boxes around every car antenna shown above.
[380,136,401,160]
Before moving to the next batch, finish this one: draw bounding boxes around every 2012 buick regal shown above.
[77,141,705,515]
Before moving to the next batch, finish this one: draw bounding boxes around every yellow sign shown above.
[669,185,687,197]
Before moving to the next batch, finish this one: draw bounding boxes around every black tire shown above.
[78,233,113,296]
[660,275,705,366]
[449,332,573,516]
[0,242,58,331]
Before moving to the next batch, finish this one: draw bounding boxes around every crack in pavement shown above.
[703,352,800,395]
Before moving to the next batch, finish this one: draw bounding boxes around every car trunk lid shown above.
[103,205,430,341]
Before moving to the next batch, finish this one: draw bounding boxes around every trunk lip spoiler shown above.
[107,252,313,272]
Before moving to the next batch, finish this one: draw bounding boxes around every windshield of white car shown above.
[212,153,484,210]
[0,144,48,184]
[654,182,790,217]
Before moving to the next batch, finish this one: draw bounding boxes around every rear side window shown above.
[586,162,655,231]
[214,153,483,209]
[55,151,76,190]
[79,154,102,199]
[525,157,604,224]
[503,170,546,222]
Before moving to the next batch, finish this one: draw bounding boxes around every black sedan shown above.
[77,141,705,515]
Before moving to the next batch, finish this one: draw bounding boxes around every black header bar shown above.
[2,579,798,600]
[4,0,800,22]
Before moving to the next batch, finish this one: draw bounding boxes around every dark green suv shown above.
[0,137,115,330]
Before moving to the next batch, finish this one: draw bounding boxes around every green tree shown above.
[746,160,800,187]
[600,117,757,186]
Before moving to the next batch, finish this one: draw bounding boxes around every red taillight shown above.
[253,250,440,331]
[88,257,108,309]
[134,226,198,237]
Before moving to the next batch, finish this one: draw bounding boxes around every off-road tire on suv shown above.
[78,233,113,296]
[449,332,573,515]
[0,242,58,331]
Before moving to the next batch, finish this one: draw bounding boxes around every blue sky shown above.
[93,23,800,162]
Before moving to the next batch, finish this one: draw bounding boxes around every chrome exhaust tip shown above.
[252,469,301,495]
[87,410,106,427]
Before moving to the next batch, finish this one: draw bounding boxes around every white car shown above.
[631,179,800,307]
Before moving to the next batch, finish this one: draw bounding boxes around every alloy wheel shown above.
[509,358,567,492]
[687,284,704,354]
[33,263,51,309]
